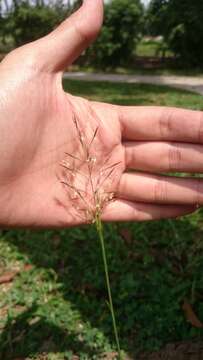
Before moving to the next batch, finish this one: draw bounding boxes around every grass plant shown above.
[60,116,122,359]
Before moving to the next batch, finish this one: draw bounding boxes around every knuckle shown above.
[159,109,175,138]
[125,144,134,168]
[197,112,203,143]
[118,175,127,196]
[153,178,168,203]
[73,22,89,43]
[168,143,182,171]
[71,14,101,45]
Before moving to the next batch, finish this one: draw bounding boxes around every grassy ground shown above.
[136,39,173,58]
[0,80,203,360]
[64,80,203,109]
[136,39,160,58]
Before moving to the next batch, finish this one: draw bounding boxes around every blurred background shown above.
[0,0,203,73]
[1,1,203,360]
[0,0,203,71]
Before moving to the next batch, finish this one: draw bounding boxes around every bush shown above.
[2,2,69,47]
[85,0,144,69]
[147,0,203,67]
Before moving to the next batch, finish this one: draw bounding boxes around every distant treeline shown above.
[0,0,203,69]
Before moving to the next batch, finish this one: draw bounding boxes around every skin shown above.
[0,0,202,228]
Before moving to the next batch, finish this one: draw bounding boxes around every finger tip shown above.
[82,0,104,27]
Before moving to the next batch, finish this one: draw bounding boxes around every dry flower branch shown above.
[60,114,122,359]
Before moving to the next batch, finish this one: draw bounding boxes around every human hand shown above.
[0,0,201,228]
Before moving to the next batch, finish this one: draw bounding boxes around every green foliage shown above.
[1,1,70,47]
[85,0,144,68]
[147,0,203,67]
[146,0,169,37]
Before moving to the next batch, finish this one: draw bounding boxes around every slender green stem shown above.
[95,214,122,360]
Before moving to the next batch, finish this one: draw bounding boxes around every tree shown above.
[147,0,203,67]
[86,0,144,68]
[146,0,169,36]
[0,0,72,47]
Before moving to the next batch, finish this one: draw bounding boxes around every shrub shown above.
[147,0,203,67]
[2,2,69,47]
[86,0,144,69]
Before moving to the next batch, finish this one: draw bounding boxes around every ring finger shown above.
[118,172,203,206]
[125,141,203,173]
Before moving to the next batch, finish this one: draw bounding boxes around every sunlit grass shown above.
[63,79,203,110]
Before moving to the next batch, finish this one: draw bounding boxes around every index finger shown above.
[118,106,203,143]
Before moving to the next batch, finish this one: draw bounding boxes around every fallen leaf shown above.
[102,352,118,360]
[0,270,19,284]
[14,305,27,313]
[1,282,13,293]
[119,228,132,245]
[24,264,33,271]
[182,299,203,328]
[28,316,41,326]
[38,354,49,360]
[0,305,8,317]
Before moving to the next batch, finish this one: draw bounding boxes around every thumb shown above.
[38,0,103,72]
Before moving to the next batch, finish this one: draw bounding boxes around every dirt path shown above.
[64,72,203,95]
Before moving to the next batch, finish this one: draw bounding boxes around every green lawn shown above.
[136,39,160,58]
[64,80,203,110]
[136,39,173,58]
[1,81,203,360]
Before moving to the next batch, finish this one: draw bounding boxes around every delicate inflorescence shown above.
[60,115,120,223]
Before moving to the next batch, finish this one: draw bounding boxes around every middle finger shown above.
[125,141,203,173]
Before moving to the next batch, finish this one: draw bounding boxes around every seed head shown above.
[60,116,118,223]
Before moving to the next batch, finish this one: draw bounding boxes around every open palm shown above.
[0,0,202,228]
